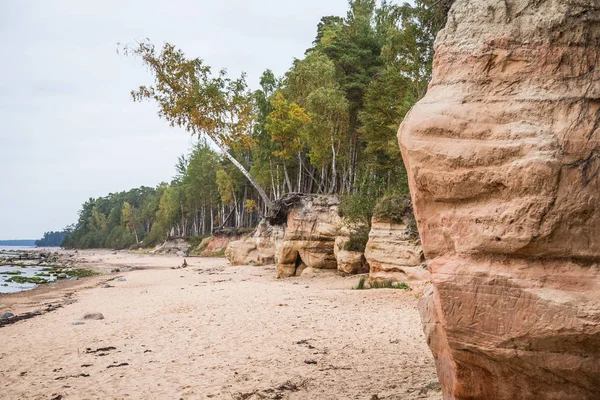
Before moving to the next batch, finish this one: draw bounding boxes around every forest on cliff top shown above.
[60,0,452,250]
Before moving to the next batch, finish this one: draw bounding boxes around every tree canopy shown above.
[63,0,452,249]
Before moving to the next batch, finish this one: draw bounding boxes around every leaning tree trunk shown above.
[217,142,273,209]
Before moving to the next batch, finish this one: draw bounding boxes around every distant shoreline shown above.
[0,240,36,247]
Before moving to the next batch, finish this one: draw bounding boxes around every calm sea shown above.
[0,246,59,293]
[0,246,37,251]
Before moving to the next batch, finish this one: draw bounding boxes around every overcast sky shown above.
[0,0,351,240]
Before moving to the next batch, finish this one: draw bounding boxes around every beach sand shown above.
[0,250,440,399]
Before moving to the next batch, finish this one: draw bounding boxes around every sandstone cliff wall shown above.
[225,194,371,277]
[277,195,343,277]
[399,0,600,398]
[225,220,284,266]
[334,226,369,275]
[365,217,428,283]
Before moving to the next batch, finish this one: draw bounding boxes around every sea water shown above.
[0,265,58,294]
[0,247,59,293]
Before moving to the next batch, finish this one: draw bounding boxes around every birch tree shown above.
[120,41,273,209]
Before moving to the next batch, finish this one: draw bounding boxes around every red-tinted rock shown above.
[399,1,600,398]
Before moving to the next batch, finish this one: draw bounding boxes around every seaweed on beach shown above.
[0,302,68,328]
[2,270,22,275]
[6,275,50,284]
[66,269,99,278]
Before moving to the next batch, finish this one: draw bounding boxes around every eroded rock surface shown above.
[365,217,428,283]
[152,238,188,257]
[399,1,600,398]
[226,195,371,276]
[334,228,369,275]
[225,220,284,265]
[277,195,342,278]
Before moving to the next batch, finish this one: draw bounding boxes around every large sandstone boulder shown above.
[277,195,342,277]
[225,220,284,265]
[399,1,600,398]
[334,227,369,275]
[365,217,428,283]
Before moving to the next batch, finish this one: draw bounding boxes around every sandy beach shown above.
[0,250,440,399]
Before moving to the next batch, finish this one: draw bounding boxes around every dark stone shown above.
[82,313,104,320]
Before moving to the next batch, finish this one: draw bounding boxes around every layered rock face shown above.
[398,1,600,398]
[334,227,369,275]
[365,217,428,283]
[225,220,284,265]
[198,235,241,257]
[226,195,370,276]
[277,195,343,277]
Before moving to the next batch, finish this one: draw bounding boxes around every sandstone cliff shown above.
[277,195,343,277]
[398,0,600,398]
[225,220,284,265]
[226,194,370,277]
[365,217,428,283]
[334,226,369,275]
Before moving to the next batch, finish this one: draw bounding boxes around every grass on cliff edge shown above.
[355,277,410,291]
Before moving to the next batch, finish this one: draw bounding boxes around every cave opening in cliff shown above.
[294,253,308,276]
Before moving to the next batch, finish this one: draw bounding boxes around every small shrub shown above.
[394,282,410,290]
[187,234,211,252]
[369,280,393,289]
[355,276,367,290]
[355,279,411,291]
[190,236,213,255]
[339,193,377,226]
[373,195,412,223]
[344,225,370,252]
[373,195,419,239]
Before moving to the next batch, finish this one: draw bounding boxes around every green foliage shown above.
[62,0,450,248]
[190,236,213,255]
[344,225,371,252]
[35,231,66,247]
[7,275,50,284]
[372,195,412,223]
[216,169,235,206]
[369,280,410,290]
[339,190,376,253]
[266,91,310,161]
[65,269,100,278]
[121,41,273,207]
[187,234,211,252]
[62,186,159,249]
[359,67,412,171]
[355,277,410,290]
[380,0,451,99]
[373,194,419,239]
[2,270,22,275]
[339,192,378,226]
[356,276,367,290]
[105,226,136,250]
